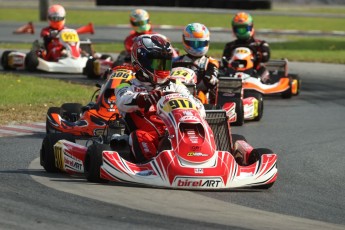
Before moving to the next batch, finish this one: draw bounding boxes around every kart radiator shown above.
[205,110,231,152]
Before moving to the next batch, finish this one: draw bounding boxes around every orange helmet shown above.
[48,4,66,30]
[130,9,151,33]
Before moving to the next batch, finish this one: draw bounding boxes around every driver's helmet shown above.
[182,23,210,57]
[232,12,254,40]
[130,9,151,33]
[48,4,66,30]
[131,34,173,85]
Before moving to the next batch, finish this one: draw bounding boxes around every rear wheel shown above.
[40,133,76,173]
[25,51,38,72]
[232,98,244,126]
[84,57,99,79]
[244,90,264,121]
[84,143,109,183]
[61,103,83,122]
[290,74,301,96]
[1,50,16,70]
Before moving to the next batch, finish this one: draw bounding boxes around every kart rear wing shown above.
[217,77,242,107]
[205,110,231,152]
[266,59,288,77]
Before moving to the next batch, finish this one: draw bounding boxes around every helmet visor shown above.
[183,38,209,49]
[234,25,253,35]
[48,15,65,22]
[131,19,149,27]
[151,58,172,71]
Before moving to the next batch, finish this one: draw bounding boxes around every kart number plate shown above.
[61,31,79,42]
[171,67,196,83]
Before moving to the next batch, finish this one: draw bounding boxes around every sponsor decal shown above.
[64,157,83,171]
[175,178,222,188]
[187,152,208,157]
[135,170,154,176]
[194,168,204,174]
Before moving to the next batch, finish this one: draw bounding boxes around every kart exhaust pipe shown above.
[76,22,95,34]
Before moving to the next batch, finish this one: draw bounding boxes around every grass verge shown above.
[0,73,95,125]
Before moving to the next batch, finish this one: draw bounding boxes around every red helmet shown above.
[48,4,66,30]
[131,34,173,85]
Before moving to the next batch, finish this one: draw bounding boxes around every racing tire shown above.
[84,143,110,183]
[1,50,16,70]
[84,57,99,79]
[40,133,76,173]
[24,51,38,72]
[244,90,264,121]
[232,98,244,126]
[46,107,62,134]
[248,148,275,189]
[61,103,83,122]
[290,74,301,96]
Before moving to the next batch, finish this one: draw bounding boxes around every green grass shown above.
[0,73,95,124]
[0,8,344,32]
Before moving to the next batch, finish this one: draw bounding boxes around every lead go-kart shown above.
[221,46,301,99]
[40,92,278,190]
[46,67,134,137]
[1,28,93,73]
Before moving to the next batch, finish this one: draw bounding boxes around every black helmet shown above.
[131,34,173,85]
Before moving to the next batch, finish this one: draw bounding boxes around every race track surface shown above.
[1,62,345,230]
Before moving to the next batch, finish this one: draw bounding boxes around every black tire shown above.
[231,134,247,144]
[61,103,83,122]
[1,50,16,70]
[84,143,109,183]
[40,133,76,173]
[290,74,301,96]
[232,98,244,126]
[24,51,39,72]
[244,90,264,121]
[46,107,62,133]
[248,148,275,189]
[84,57,99,79]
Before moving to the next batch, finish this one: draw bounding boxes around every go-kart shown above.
[40,92,278,190]
[1,28,93,73]
[170,66,261,126]
[221,47,300,99]
[46,67,135,137]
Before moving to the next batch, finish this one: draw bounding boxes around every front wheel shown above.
[290,74,301,96]
[84,57,99,79]
[84,143,110,183]
[40,133,76,173]
[25,51,38,72]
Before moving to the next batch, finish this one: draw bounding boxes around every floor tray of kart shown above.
[40,93,277,190]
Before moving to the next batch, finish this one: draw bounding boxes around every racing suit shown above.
[172,54,219,105]
[40,26,67,61]
[115,77,205,162]
[222,37,271,83]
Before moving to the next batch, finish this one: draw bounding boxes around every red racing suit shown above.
[115,77,205,162]
[40,26,67,61]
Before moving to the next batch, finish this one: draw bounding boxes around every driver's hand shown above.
[136,90,162,108]
[50,30,59,38]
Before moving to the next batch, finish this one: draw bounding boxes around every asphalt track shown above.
[1,7,345,230]
[1,60,345,229]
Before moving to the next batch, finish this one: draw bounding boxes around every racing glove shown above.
[136,90,162,108]
[204,63,219,87]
